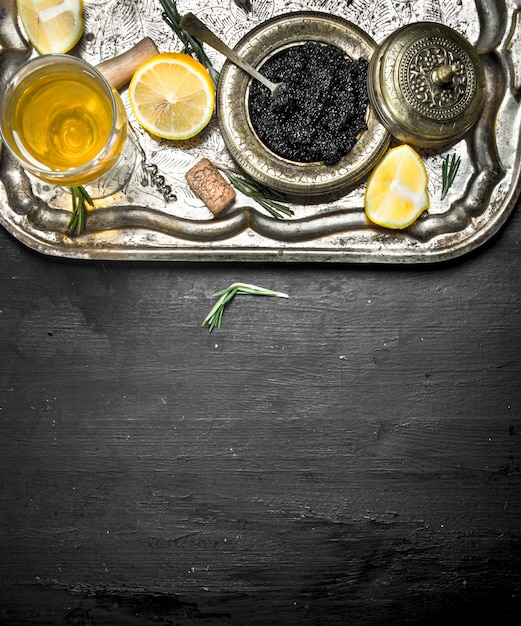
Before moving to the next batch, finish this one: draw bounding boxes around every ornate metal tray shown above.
[0,0,519,263]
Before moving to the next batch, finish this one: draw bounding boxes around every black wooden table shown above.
[1,200,520,625]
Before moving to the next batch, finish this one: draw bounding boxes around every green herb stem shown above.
[67,186,94,236]
[202,282,289,331]
[216,165,294,220]
[441,153,461,200]
[158,0,220,88]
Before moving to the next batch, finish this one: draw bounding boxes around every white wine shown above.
[1,56,127,186]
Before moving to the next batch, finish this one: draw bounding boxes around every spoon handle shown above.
[179,12,278,93]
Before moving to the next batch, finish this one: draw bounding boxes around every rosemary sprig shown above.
[441,153,461,200]
[202,282,289,332]
[216,165,294,220]
[67,186,94,236]
[158,0,220,88]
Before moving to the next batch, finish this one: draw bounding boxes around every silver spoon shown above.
[179,12,285,98]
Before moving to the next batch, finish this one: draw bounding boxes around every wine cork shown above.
[96,37,159,90]
[185,159,236,215]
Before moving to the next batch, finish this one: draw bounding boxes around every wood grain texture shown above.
[1,206,521,625]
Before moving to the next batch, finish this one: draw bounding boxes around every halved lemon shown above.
[365,144,429,229]
[17,0,84,54]
[128,52,215,141]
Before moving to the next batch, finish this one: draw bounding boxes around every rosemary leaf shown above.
[203,282,289,331]
[158,0,220,88]
[441,153,461,200]
[67,186,94,236]
[216,166,294,220]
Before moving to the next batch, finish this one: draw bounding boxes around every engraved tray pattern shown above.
[0,0,520,262]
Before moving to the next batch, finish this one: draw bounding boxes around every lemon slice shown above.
[365,144,430,229]
[17,0,84,54]
[128,52,215,141]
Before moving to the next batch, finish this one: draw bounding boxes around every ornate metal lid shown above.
[368,22,486,148]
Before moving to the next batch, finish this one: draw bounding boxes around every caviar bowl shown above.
[217,11,390,200]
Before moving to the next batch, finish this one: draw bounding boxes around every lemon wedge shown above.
[128,52,215,141]
[17,0,84,54]
[365,144,430,229]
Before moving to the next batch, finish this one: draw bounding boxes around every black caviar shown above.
[248,42,369,166]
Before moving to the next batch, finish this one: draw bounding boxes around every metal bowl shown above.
[217,11,390,200]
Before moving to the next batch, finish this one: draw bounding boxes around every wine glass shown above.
[0,53,137,196]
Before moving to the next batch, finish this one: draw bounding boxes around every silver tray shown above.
[0,0,519,263]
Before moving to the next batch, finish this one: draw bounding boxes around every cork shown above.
[185,159,236,215]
